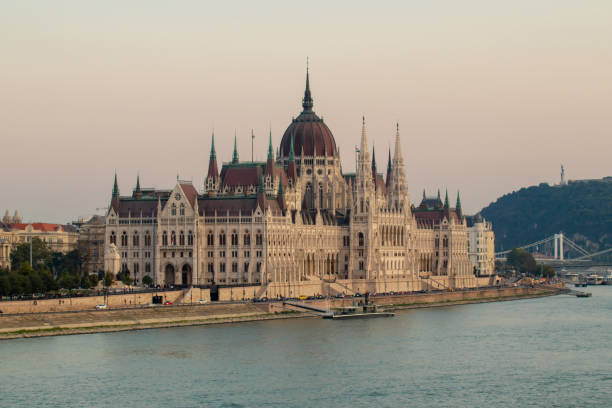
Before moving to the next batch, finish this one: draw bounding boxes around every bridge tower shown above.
[554,233,565,260]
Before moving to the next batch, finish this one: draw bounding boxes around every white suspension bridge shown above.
[495,233,612,267]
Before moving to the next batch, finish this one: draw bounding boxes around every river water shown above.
[2,287,612,407]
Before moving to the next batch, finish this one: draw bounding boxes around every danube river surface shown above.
[2,287,612,408]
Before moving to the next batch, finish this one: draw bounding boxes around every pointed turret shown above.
[232,133,239,164]
[422,189,426,202]
[302,59,313,112]
[205,133,219,194]
[456,190,463,219]
[388,122,409,210]
[133,174,142,199]
[112,173,119,198]
[444,189,449,208]
[371,145,377,188]
[265,130,275,178]
[437,189,441,200]
[386,148,392,189]
[286,134,298,182]
[110,173,120,213]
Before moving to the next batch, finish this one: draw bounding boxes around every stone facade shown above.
[76,215,106,275]
[467,215,496,276]
[104,71,488,297]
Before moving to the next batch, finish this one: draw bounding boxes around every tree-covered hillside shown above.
[480,177,612,252]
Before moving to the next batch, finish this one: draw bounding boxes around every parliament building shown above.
[104,70,488,300]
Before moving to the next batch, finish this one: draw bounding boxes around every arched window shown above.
[162,231,168,246]
[219,231,226,246]
[121,231,128,247]
[180,203,185,216]
[171,231,176,246]
[133,231,139,247]
[231,230,238,246]
[187,230,193,246]
[255,230,263,246]
[144,231,151,246]
[207,230,214,246]
[171,203,177,216]
[232,262,238,273]
[179,231,185,246]
[358,232,364,247]
[244,230,250,246]
[145,262,151,273]
[110,231,116,245]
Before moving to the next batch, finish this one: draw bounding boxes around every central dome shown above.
[279,70,337,158]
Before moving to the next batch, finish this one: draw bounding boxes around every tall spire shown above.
[209,132,216,159]
[386,148,392,188]
[112,173,119,198]
[267,130,274,160]
[134,174,142,199]
[360,116,368,156]
[423,189,426,201]
[456,190,462,218]
[371,145,377,173]
[444,189,449,208]
[302,57,313,112]
[393,122,403,161]
[206,133,219,182]
[232,133,239,164]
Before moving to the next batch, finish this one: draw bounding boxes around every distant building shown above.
[0,222,12,269]
[7,222,79,255]
[466,215,496,276]
[76,215,106,275]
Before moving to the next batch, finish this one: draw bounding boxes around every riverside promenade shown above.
[0,285,564,339]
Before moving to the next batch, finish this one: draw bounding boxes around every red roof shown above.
[10,223,64,232]
[180,183,198,208]
[280,112,337,157]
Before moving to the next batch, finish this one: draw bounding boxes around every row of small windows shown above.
[162,230,194,246]
[208,262,262,274]
[207,230,263,247]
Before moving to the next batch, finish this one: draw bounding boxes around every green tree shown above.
[10,238,52,270]
[103,272,113,288]
[121,274,133,286]
[507,248,537,275]
[0,274,10,296]
[58,273,78,290]
[142,275,153,287]
[541,265,556,279]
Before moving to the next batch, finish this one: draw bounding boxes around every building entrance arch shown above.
[181,264,192,286]
[165,264,175,286]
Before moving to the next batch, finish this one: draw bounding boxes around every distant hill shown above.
[480,177,612,253]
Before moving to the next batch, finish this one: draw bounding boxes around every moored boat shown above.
[322,302,395,319]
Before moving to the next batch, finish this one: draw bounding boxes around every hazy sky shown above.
[1,0,611,223]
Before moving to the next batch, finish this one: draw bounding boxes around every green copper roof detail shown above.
[112,173,119,197]
[302,58,313,112]
[267,131,274,160]
[232,134,239,164]
[456,190,462,210]
[422,189,426,201]
[210,132,216,159]
[371,145,377,173]
[437,189,441,200]
[444,189,449,208]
